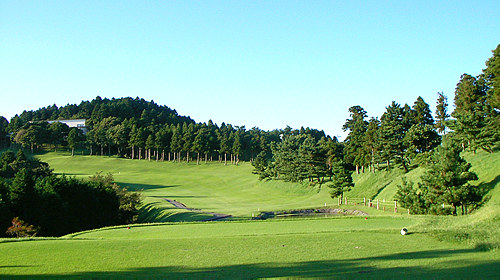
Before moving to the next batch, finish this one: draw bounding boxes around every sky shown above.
[1,1,499,140]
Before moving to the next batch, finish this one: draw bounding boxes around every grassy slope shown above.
[351,150,500,249]
[1,216,498,279]
[37,152,333,221]
[351,150,499,202]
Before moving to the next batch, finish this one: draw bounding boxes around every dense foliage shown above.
[5,97,297,165]
[395,139,481,215]
[0,150,141,236]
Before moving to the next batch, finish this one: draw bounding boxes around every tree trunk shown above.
[131,146,134,159]
[197,152,200,165]
[356,165,359,174]
[139,148,142,160]
[101,145,104,156]
[401,157,408,173]
[72,148,74,157]
[224,153,227,166]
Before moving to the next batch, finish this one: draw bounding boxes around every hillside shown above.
[350,150,499,205]
[350,150,500,249]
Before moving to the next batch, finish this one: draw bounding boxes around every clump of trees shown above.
[395,139,481,215]
[395,44,499,215]
[0,150,141,237]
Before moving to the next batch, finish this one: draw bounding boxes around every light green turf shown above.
[36,153,335,221]
[351,150,500,202]
[1,216,498,279]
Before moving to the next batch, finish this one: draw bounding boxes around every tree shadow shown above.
[116,183,180,191]
[1,248,498,279]
[137,202,211,223]
[478,174,500,194]
[475,174,500,207]
[149,195,207,199]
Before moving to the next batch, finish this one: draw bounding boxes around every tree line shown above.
[2,96,318,165]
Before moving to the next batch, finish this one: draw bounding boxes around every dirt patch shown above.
[253,208,369,220]
[164,199,232,221]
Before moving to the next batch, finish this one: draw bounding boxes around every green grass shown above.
[36,153,335,222]
[0,150,497,278]
[1,216,498,279]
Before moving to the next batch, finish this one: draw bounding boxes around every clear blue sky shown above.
[1,1,499,140]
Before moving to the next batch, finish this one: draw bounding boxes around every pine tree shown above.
[435,92,449,134]
[342,106,368,174]
[67,128,85,156]
[379,102,408,172]
[450,74,488,152]
[327,160,354,201]
[363,118,380,173]
[420,140,479,215]
[479,44,500,151]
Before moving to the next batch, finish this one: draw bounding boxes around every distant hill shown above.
[9,96,195,128]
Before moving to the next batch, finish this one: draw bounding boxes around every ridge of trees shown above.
[5,96,318,165]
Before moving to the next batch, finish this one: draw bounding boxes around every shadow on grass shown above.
[1,248,498,279]
[54,172,89,176]
[138,202,211,223]
[479,174,500,195]
[116,183,180,191]
[149,195,207,199]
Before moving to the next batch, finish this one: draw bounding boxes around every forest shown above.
[0,44,498,222]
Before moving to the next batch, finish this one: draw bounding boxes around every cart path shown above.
[164,198,232,221]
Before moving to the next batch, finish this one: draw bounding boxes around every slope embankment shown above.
[350,150,500,249]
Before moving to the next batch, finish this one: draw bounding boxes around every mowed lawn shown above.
[1,216,498,279]
[37,153,335,221]
[0,152,497,279]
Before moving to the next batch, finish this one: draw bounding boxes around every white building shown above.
[48,119,88,134]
